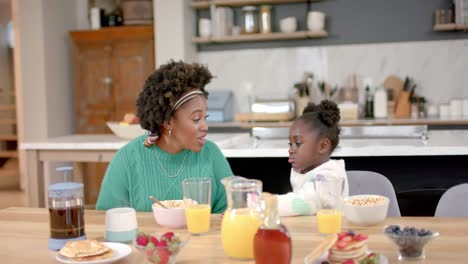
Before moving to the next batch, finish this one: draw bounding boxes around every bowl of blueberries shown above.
[384,225,439,260]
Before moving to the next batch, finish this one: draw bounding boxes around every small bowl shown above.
[343,195,389,226]
[107,121,145,139]
[152,201,186,229]
[134,232,190,264]
[384,225,439,260]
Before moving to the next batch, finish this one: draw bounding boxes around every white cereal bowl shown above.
[152,201,187,229]
[343,195,390,226]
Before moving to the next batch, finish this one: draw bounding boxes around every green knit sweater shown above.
[96,135,233,213]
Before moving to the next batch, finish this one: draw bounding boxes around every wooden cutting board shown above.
[234,112,295,122]
[383,75,404,101]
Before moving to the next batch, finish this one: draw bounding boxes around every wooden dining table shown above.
[1,207,467,263]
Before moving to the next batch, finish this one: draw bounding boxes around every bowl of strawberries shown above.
[134,231,190,264]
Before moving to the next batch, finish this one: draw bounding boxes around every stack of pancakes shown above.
[328,235,368,264]
[59,240,112,261]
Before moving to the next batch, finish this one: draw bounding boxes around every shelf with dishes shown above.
[191,0,320,9]
[193,29,327,43]
[433,23,468,31]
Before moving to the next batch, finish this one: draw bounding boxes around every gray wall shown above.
[197,0,468,51]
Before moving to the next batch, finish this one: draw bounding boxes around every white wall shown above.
[198,40,468,114]
[12,0,77,189]
[154,0,197,67]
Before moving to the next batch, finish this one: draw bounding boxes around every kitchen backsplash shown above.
[198,39,468,114]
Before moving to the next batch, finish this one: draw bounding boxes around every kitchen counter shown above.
[20,131,468,208]
[208,116,468,128]
[21,130,468,157]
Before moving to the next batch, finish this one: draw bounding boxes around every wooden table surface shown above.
[1,207,467,263]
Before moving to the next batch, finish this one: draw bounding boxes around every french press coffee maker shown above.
[48,166,86,250]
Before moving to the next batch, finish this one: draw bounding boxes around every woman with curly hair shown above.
[96,60,233,213]
[277,100,349,216]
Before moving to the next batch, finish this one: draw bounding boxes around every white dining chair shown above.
[435,183,468,217]
[347,170,401,216]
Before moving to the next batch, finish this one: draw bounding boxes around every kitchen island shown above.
[20,130,468,215]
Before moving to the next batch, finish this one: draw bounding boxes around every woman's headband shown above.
[172,90,205,112]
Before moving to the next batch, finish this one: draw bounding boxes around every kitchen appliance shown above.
[48,167,86,250]
[206,90,234,122]
[235,99,295,122]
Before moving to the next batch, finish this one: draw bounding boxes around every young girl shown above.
[278,100,349,216]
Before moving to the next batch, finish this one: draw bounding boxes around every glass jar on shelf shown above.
[242,6,259,34]
[259,5,272,34]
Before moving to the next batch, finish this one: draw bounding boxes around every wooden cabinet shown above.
[71,26,154,133]
[70,26,154,204]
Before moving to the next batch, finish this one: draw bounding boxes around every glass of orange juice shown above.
[314,176,344,235]
[182,178,211,235]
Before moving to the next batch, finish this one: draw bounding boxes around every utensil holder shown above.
[394,91,411,118]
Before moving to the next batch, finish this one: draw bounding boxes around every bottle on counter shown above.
[418,97,427,118]
[373,85,388,118]
[254,193,292,264]
[364,86,374,118]
[411,97,419,119]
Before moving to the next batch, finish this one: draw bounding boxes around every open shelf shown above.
[191,0,320,9]
[193,30,327,43]
[434,23,468,31]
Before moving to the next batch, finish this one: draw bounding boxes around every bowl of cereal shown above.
[343,195,389,226]
[152,200,187,229]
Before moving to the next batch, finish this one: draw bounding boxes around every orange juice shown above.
[185,204,211,234]
[221,209,262,259]
[317,209,342,234]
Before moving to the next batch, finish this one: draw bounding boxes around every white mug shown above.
[280,17,297,33]
[449,99,463,117]
[198,18,211,38]
[307,11,325,31]
[463,99,468,116]
[439,104,450,118]
[105,207,138,242]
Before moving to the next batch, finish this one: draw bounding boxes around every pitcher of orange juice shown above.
[221,176,263,260]
[313,176,345,235]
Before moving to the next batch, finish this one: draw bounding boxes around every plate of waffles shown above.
[304,231,388,264]
[56,240,131,264]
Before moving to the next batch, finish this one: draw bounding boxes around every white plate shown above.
[304,251,388,264]
[56,242,132,264]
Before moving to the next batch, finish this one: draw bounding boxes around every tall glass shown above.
[182,178,211,235]
[314,176,344,235]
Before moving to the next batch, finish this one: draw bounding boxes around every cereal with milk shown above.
[152,199,197,209]
[345,196,386,206]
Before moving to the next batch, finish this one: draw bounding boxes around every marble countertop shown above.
[20,130,468,157]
